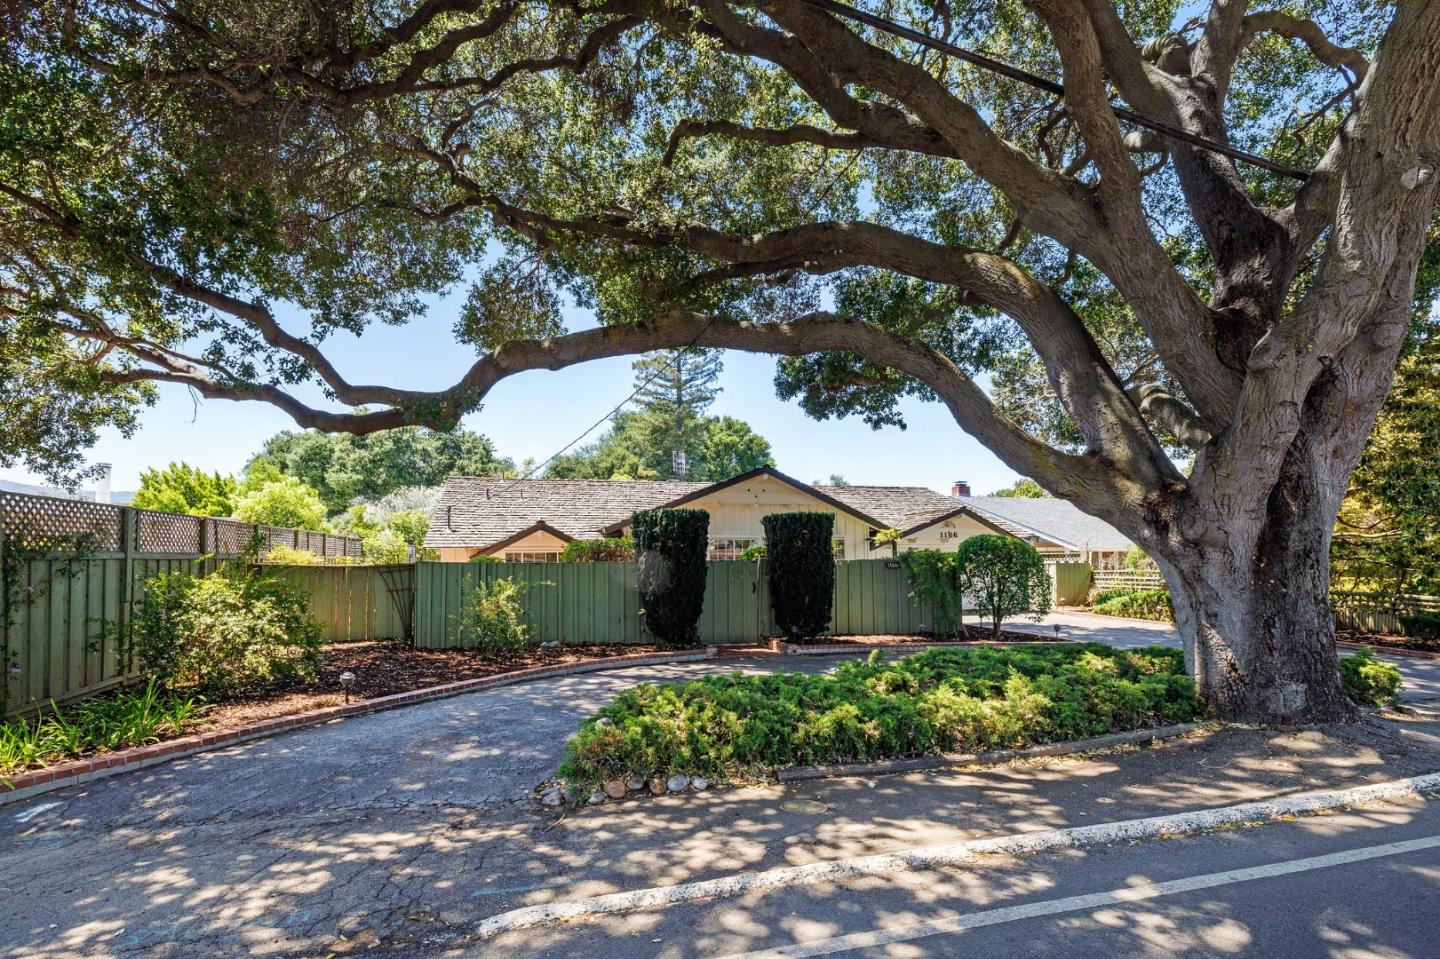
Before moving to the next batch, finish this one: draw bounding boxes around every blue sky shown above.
[6,288,1024,495]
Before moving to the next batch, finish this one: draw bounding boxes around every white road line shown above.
[474,771,1440,939]
[719,833,1440,958]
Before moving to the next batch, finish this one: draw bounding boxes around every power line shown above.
[484,319,716,496]
[797,0,1311,181]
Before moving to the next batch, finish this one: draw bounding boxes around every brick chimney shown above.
[951,480,971,498]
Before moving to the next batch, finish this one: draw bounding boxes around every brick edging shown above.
[1,647,716,807]
[1337,639,1440,660]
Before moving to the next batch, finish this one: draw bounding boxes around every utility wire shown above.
[482,317,716,497]
[797,0,1311,181]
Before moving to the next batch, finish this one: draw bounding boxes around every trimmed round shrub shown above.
[956,534,1051,638]
[560,537,635,563]
[762,511,835,641]
[632,508,710,644]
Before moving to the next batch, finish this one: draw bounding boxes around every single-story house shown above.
[954,488,1134,570]
[424,467,1016,563]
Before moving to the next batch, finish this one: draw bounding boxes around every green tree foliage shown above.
[956,535,1051,639]
[761,512,836,641]
[633,348,723,446]
[632,508,709,645]
[546,411,773,482]
[131,462,237,517]
[231,477,328,531]
[1333,333,1440,594]
[250,428,512,515]
[990,479,1048,498]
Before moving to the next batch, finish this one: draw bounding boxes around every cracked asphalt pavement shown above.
[4,617,1439,958]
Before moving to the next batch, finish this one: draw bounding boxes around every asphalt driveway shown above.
[5,615,1439,958]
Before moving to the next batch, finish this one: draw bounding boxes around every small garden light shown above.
[339,671,356,703]
[1053,624,1062,640]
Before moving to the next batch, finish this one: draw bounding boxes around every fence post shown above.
[119,507,137,672]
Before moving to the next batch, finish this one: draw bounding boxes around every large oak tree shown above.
[3,0,1440,721]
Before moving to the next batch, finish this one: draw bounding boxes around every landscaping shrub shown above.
[632,508,709,645]
[1,680,204,777]
[761,511,835,641]
[956,534,1051,638]
[1399,612,1440,645]
[1340,648,1403,707]
[455,577,535,653]
[128,565,324,697]
[1092,588,1174,622]
[899,549,966,636]
[560,537,635,562]
[739,544,767,561]
[557,643,1200,787]
[468,554,503,564]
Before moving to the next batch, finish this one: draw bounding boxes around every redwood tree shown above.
[3,1,1440,720]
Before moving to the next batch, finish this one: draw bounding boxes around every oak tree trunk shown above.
[1162,446,1357,724]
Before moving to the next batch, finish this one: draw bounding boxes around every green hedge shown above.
[1340,648,1402,707]
[632,508,709,645]
[559,537,635,562]
[1092,588,1174,622]
[762,511,835,640]
[558,644,1200,787]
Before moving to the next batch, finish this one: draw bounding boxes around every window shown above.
[708,537,760,560]
[832,538,846,560]
[503,551,560,563]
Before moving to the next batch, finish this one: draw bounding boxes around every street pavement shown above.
[3,615,1439,958]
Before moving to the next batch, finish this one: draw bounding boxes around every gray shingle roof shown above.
[424,469,1018,551]
[814,485,983,533]
[424,477,710,549]
[961,496,1134,551]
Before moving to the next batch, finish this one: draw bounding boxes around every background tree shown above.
[1333,327,1440,594]
[250,428,513,515]
[956,535,1052,640]
[990,479,1048,499]
[632,349,724,455]
[132,463,237,517]
[546,410,773,481]
[5,2,1440,721]
[232,478,328,532]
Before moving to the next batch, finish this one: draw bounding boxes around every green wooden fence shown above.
[261,565,414,643]
[415,558,938,648]
[2,490,364,719]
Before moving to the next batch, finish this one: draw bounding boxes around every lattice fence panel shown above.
[0,492,125,551]
[258,525,296,553]
[136,509,202,553]
[211,519,255,555]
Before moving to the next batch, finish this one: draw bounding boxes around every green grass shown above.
[558,644,1201,788]
[0,681,205,778]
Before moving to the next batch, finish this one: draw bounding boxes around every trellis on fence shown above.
[1,491,363,718]
[1091,568,1165,592]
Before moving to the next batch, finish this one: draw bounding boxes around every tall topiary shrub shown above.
[632,508,709,644]
[762,511,835,641]
[956,534,1051,639]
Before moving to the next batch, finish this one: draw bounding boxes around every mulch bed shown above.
[195,640,698,732]
[1336,630,1440,655]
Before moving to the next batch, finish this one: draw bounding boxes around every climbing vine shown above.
[1,529,101,716]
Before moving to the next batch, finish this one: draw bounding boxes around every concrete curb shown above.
[475,770,1440,939]
[776,722,1205,782]
[0,647,716,807]
[769,635,1073,657]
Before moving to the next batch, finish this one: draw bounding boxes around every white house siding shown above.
[617,475,881,560]
[891,513,996,553]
